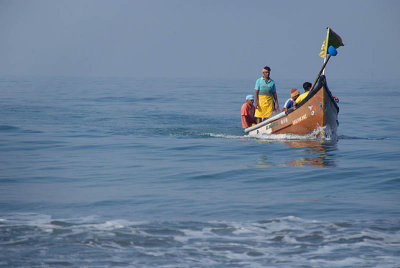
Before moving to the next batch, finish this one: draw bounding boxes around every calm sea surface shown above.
[0,76,399,267]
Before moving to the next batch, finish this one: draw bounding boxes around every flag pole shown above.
[310,55,331,91]
[322,56,327,75]
[313,27,343,91]
[321,27,329,76]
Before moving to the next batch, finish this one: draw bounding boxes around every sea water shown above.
[0,76,399,267]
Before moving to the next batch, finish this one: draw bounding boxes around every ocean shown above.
[0,76,399,267]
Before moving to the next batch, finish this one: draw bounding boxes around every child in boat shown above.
[282,88,300,112]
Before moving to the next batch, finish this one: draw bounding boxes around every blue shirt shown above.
[284,98,295,109]
[254,77,276,96]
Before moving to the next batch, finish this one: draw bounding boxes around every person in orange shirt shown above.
[241,95,255,129]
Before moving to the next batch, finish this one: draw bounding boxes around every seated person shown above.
[296,81,340,105]
[295,82,312,104]
[283,88,299,112]
[241,95,256,128]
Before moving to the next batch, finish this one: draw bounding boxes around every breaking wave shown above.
[0,213,398,268]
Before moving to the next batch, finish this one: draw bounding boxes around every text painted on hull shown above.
[293,114,307,125]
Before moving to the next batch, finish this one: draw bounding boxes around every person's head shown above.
[246,95,254,104]
[290,88,299,101]
[262,66,271,79]
[303,82,312,92]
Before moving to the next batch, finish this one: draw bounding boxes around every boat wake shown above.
[252,126,337,141]
[206,126,337,141]
[205,133,247,139]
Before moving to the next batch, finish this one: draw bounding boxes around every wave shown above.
[338,135,390,141]
[0,125,42,134]
[0,125,20,131]
[1,213,399,267]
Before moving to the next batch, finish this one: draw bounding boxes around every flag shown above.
[319,27,344,58]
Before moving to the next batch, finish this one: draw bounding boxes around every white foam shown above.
[310,256,363,267]
[205,133,247,139]
[250,126,331,141]
[205,126,338,142]
[3,214,399,267]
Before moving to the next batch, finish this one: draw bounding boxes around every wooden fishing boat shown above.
[244,27,343,138]
[244,75,339,138]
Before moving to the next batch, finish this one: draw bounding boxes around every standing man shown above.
[241,95,255,129]
[254,66,279,123]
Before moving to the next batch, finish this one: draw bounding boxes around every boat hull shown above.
[245,76,339,137]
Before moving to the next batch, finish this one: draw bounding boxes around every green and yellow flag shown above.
[319,27,344,58]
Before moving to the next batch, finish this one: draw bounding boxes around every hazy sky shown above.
[0,0,399,80]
